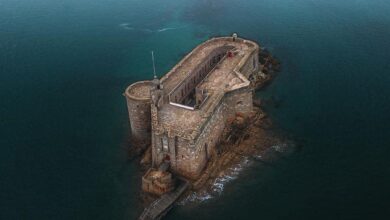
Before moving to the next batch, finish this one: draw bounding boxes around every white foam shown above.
[156,27,179,32]
[271,143,288,152]
[179,156,253,205]
[119,23,134,30]
[254,155,263,160]
[178,191,213,205]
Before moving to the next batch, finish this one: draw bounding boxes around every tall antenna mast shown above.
[151,51,157,79]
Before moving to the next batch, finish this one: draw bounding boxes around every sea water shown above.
[1,0,390,219]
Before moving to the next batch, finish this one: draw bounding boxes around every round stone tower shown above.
[124,81,154,146]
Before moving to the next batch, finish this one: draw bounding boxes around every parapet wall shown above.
[125,81,154,146]
[238,49,259,76]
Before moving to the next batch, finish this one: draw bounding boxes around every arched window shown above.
[162,136,169,152]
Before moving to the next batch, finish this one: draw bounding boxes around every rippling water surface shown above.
[1,0,390,219]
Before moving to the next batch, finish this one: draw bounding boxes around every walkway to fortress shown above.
[139,179,189,220]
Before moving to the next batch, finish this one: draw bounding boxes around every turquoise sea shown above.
[1,0,390,219]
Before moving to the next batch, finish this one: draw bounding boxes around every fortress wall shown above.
[152,134,170,166]
[225,88,253,116]
[152,133,195,177]
[151,88,252,179]
[152,132,210,179]
[198,101,228,153]
[168,136,177,169]
[183,100,230,178]
[125,81,153,146]
[151,134,162,165]
[152,103,230,180]
[175,138,199,178]
[161,90,252,179]
[126,97,151,145]
[239,50,260,78]
[158,135,177,170]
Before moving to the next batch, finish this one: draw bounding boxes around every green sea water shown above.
[1,0,390,219]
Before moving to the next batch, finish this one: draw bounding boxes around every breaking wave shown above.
[178,141,296,206]
[179,156,253,205]
[271,143,289,153]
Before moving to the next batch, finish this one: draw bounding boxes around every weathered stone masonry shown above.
[124,81,154,145]
[125,36,260,179]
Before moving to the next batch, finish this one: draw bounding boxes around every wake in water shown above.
[119,23,134,30]
[119,23,187,33]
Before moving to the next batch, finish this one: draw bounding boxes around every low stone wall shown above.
[239,49,260,78]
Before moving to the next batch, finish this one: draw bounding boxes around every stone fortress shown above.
[125,35,263,195]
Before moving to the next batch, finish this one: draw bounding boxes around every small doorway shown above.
[164,154,170,162]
